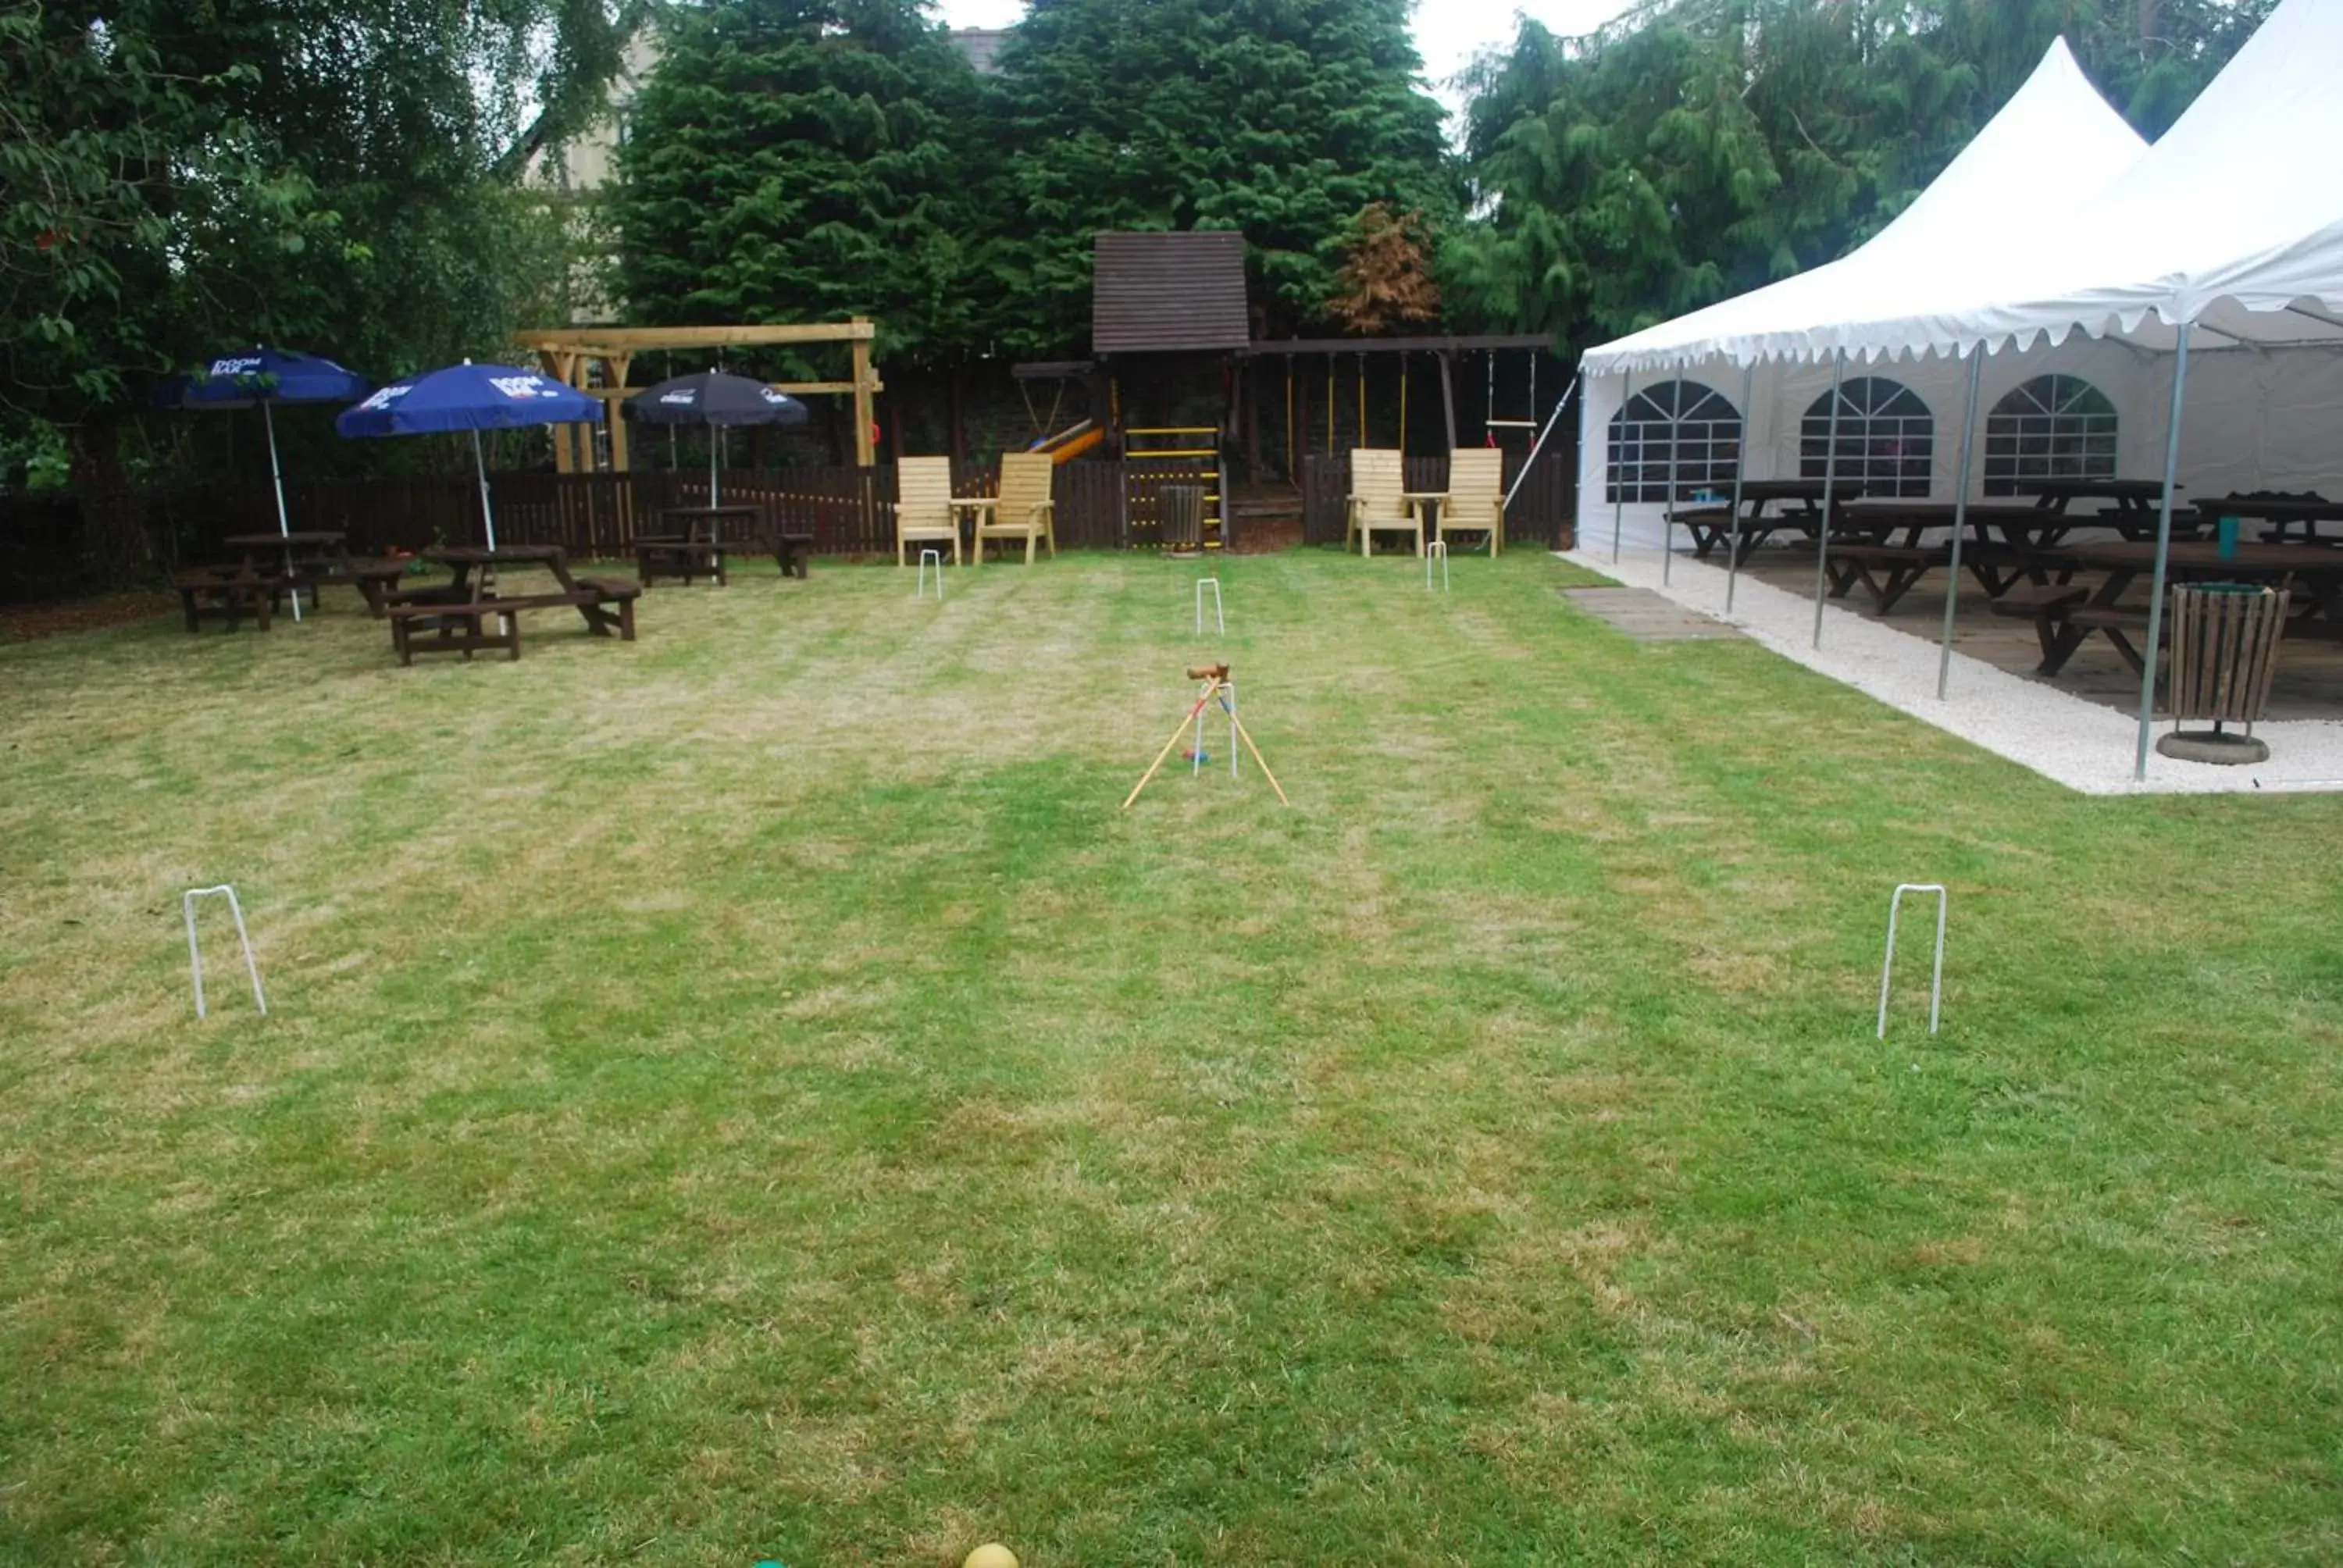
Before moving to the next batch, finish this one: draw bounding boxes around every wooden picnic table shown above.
[2191,494,2343,544]
[2020,539,2343,676]
[1818,500,2062,612]
[2001,479,2213,544]
[637,504,755,586]
[384,544,642,663]
[221,529,407,616]
[636,504,815,583]
[2011,478,2174,515]
[1667,477,1856,565]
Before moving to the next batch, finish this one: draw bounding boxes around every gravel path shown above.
[1559,543,2343,795]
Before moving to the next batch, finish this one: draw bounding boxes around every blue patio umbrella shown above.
[163,347,371,621]
[337,361,604,551]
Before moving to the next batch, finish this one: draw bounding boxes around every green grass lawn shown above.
[3,550,2339,1566]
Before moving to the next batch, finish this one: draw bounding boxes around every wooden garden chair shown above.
[1426,447,1506,555]
[895,456,960,567]
[1345,448,1420,556]
[972,451,1057,565]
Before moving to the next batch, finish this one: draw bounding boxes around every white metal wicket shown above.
[184,883,267,1020]
[1195,576,1224,635]
[915,548,944,600]
[1877,882,1947,1038]
[1425,538,1449,592]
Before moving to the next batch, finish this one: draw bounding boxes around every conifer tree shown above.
[991,0,1458,353]
[1446,0,2274,349]
[608,0,990,362]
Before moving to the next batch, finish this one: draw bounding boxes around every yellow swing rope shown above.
[1398,352,1408,454]
[1355,354,1366,450]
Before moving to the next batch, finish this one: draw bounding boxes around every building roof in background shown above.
[948,28,1010,74]
[1091,232,1251,355]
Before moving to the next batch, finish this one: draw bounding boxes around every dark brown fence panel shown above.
[636,466,900,555]
[1301,454,1349,545]
[1509,446,1577,549]
[0,496,92,600]
[153,450,1532,569]
[1053,461,1124,549]
[194,477,477,557]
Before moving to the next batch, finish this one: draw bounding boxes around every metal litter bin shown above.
[1161,484,1205,554]
[2157,581,2288,764]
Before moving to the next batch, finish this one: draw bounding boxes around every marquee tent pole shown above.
[1724,360,1755,613]
[1810,352,1846,649]
[1936,345,1985,699]
[2137,323,2194,780]
[1663,364,1685,584]
[1610,366,1635,563]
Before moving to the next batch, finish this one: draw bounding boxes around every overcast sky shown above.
[933,0,1640,136]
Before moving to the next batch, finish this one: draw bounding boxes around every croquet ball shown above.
[964,1546,1019,1568]
[1184,749,1210,763]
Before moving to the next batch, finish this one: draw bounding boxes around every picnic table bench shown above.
[222,530,408,616]
[1822,542,1951,614]
[173,565,280,633]
[635,505,816,586]
[2191,494,2343,544]
[385,545,641,664]
[1999,540,2343,675]
[1666,478,1854,565]
[2009,479,2188,540]
[1819,501,2056,612]
[1986,583,2092,666]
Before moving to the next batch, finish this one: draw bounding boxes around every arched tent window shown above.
[1983,374,2117,495]
[1801,376,1933,497]
[1605,380,1743,504]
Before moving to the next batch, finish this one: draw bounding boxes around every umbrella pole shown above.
[263,401,301,622]
[1935,345,1984,700]
[470,429,499,554]
[2137,323,2193,781]
[710,428,721,508]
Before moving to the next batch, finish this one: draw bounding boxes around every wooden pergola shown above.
[514,319,885,472]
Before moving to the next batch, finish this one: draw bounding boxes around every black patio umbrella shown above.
[622,371,809,506]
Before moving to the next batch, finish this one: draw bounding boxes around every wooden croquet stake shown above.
[1123,671,1290,810]
[1122,686,1220,809]
[1226,711,1290,805]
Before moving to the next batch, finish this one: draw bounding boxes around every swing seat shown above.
[1346,449,1420,557]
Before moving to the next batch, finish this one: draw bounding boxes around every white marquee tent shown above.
[1574,39,2156,562]
[1572,0,2343,775]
